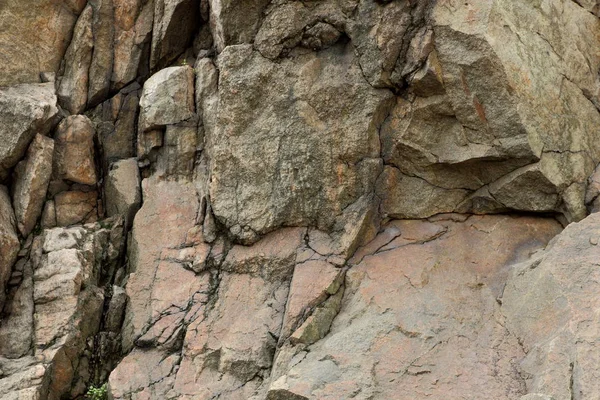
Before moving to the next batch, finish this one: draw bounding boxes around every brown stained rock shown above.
[0,82,60,180]
[269,215,562,400]
[112,0,154,90]
[87,0,115,108]
[12,134,54,237]
[0,186,19,311]
[41,200,57,229]
[53,115,98,186]
[57,5,94,115]
[150,0,200,70]
[502,212,600,399]
[104,158,141,229]
[0,0,85,86]
[54,191,98,227]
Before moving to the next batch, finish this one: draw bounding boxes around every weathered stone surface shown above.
[105,158,141,229]
[138,66,195,133]
[54,191,98,227]
[120,177,202,352]
[0,222,123,399]
[53,115,98,186]
[209,0,270,52]
[0,83,60,180]
[87,0,115,108]
[57,5,94,115]
[0,187,19,311]
[502,212,600,400]
[12,135,54,237]
[269,215,562,400]
[0,0,85,86]
[112,0,154,90]
[150,0,200,69]
[208,44,392,243]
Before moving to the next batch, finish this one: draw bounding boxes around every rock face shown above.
[269,215,562,399]
[0,0,86,86]
[5,1,600,400]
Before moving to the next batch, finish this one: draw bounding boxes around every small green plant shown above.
[181,58,188,66]
[86,383,107,400]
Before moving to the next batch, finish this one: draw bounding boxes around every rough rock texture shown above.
[208,43,392,243]
[502,212,600,400]
[0,186,19,311]
[5,0,600,399]
[53,115,98,186]
[0,83,60,180]
[0,0,86,86]
[57,5,94,115]
[12,134,55,237]
[269,215,562,400]
[0,221,123,399]
[104,158,141,229]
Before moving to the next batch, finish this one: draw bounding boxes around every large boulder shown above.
[207,43,393,243]
[53,115,98,186]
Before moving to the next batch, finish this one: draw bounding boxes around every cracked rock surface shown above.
[3,0,600,399]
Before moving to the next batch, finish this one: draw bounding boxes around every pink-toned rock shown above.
[269,215,562,400]
[279,259,343,343]
[12,134,54,236]
[53,115,98,185]
[502,212,600,399]
[120,177,202,351]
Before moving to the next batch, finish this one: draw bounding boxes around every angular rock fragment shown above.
[12,134,54,237]
[0,186,19,311]
[138,66,195,133]
[150,0,200,69]
[87,0,116,108]
[0,82,60,180]
[54,191,98,226]
[112,0,154,90]
[57,5,94,115]
[104,158,141,229]
[53,115,98,186]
